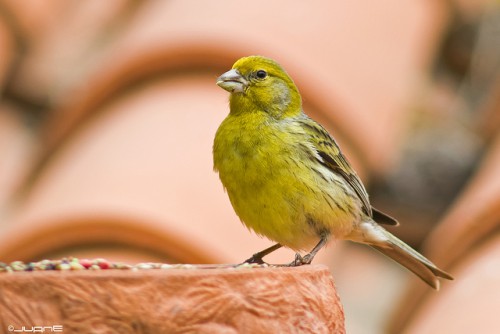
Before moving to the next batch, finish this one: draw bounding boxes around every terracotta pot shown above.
[0,265,345,334]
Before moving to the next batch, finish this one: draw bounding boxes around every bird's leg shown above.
[242,243,283,265]
[288,236,329,267]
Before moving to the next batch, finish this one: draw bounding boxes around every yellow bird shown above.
[213,55,453,289]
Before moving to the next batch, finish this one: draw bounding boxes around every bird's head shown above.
[216,56,302,118]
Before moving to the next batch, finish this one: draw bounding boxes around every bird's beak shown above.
[216,69,248,93]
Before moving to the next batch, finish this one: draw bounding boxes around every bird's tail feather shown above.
[370,229,453,290]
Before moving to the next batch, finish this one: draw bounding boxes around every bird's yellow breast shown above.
[213,112,359,250]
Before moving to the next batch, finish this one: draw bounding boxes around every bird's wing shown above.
[298,117,372,216]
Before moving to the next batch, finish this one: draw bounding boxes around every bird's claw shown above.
[287,253,313,267]
[241,254,266,265]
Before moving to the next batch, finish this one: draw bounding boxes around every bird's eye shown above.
[256,70,267,79]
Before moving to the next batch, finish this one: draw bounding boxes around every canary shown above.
[213,55,452,289]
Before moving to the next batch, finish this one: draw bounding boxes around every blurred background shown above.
[0,0,499,333]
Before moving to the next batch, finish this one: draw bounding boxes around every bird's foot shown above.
[241,254,267,265]
[287,253,313,267]
[240,243,283,266]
